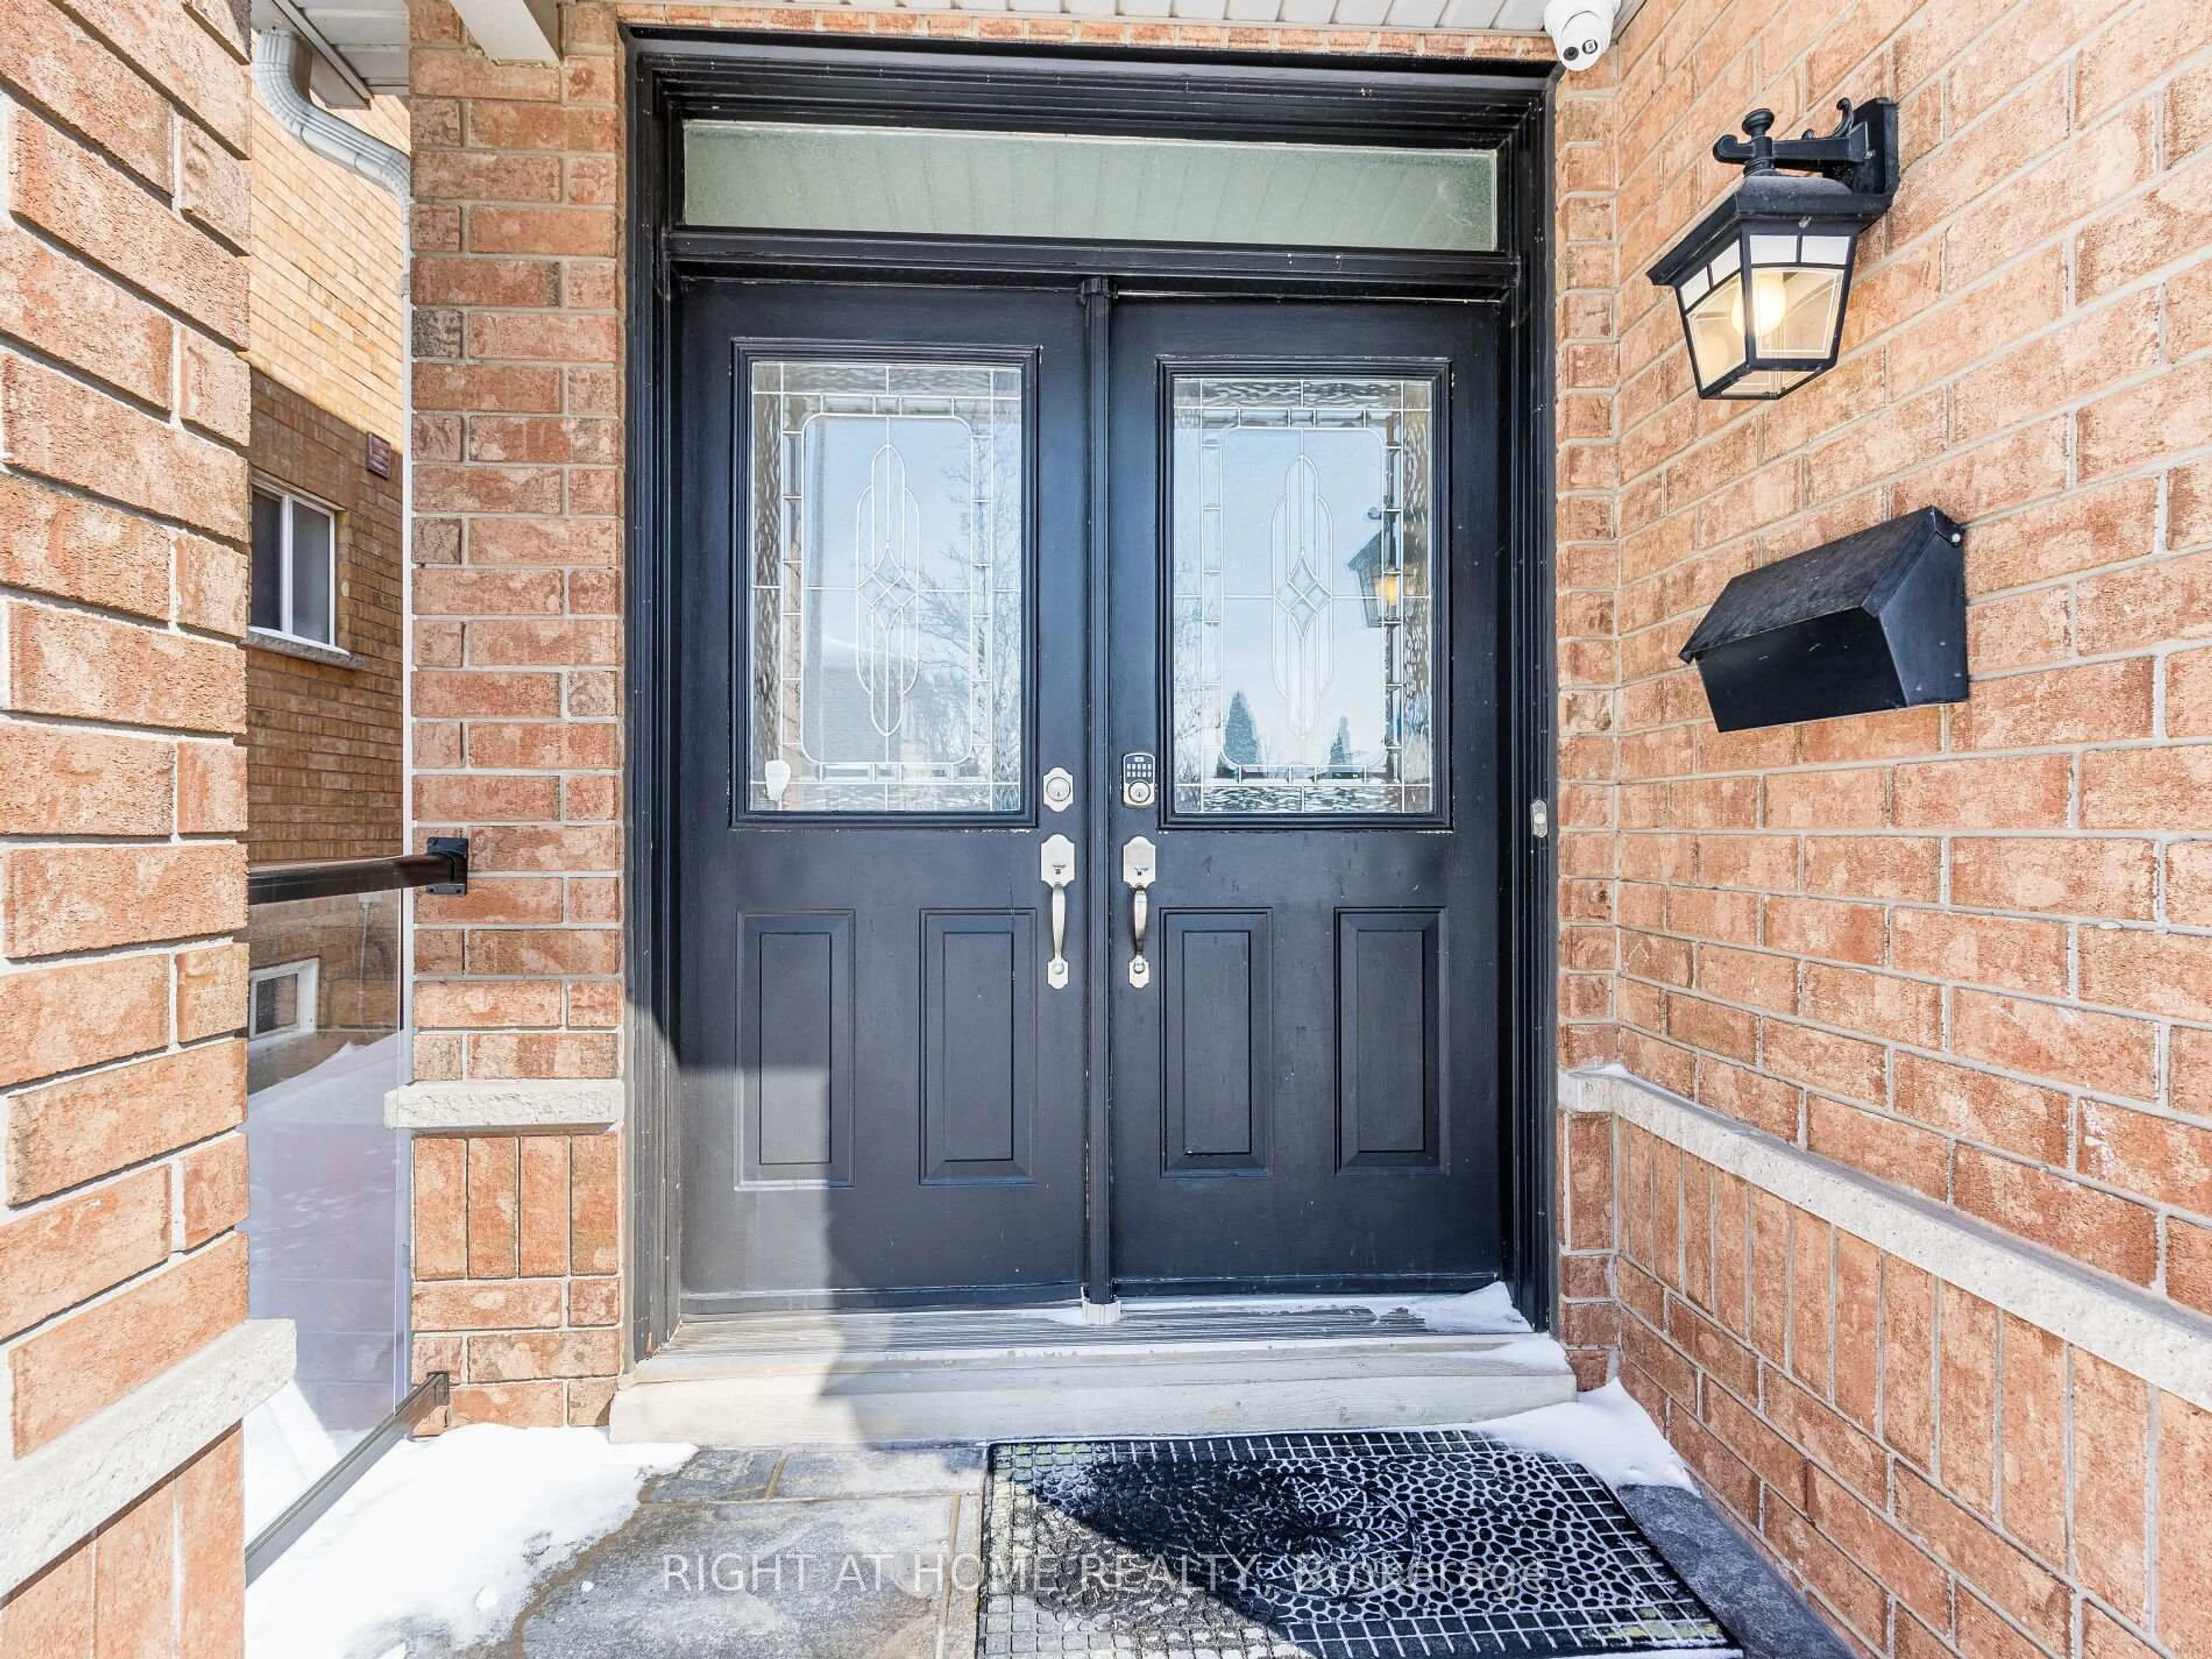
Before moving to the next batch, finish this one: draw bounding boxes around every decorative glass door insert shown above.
[1166,372,1438,816]
[746,357,1025,815]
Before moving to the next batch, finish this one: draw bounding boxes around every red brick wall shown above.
[0,1431,244,1656]
[246,372,407,862]
[0,0,256,1641]
[1556,0,2212,1316]
[1612,1118,2212,1659]
[1552,0,2212,1652]
[408,1131,623,1427]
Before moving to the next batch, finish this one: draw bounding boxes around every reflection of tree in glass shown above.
[863,433,1022,793]
[1219,690,1262,777]
[1328,717,1353,771]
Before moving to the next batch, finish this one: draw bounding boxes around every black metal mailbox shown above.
[1679,506,1967,733]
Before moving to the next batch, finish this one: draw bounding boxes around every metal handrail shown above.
[247,837,468,906]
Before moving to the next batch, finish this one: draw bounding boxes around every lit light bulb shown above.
[1727,271,1795,340]
[1751,270,1792,335]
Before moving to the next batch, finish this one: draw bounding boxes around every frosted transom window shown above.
[684,122,1498,253]
[1168,374,1438,817]
[747,358,1025,816]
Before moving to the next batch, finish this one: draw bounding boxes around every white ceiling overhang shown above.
[251,0,410,100]
[259,0,1647,97]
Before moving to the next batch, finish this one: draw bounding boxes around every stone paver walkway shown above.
[455,1440,1846,1659]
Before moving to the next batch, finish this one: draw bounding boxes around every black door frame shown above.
[624,29,1560,1358]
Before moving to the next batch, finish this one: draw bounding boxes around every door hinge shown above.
[1529,799,1550,840]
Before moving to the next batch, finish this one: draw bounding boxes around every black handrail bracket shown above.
[248,839,469,907]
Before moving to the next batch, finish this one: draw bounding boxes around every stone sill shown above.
[247,626,356,668]
[387,1078,623,1131]
[0,1318,294,1597]
[1567,1065,2212,1416]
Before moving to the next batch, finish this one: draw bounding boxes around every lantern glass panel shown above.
[1748,266,1846,359]
[1683,273,1748,390]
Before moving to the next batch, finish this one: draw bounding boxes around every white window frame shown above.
[251,484,342,649]
[247,958,320,1048]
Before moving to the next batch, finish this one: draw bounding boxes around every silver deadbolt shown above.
[1041,767,1075,813]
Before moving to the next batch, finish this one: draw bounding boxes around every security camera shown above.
[1544,0,1619,71]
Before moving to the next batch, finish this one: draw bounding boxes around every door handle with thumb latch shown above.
[1122,836,1156,988]
[1040,834,1075,988]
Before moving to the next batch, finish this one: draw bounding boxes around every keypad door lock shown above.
[1120,751,1157,810]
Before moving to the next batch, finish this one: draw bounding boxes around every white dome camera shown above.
[1544,0,1619,72]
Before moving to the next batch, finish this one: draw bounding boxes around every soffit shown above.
[259,0,1647,103]
[253,0,410,102]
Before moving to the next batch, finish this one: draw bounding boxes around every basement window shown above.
[248,959,319,1047]
[252,487,339,647]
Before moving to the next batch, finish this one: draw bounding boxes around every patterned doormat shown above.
[979,1432,1737,1658]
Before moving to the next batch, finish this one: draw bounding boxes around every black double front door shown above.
[675,278,1506,1315]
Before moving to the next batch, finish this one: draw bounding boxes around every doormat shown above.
[978,1432,1737,1658]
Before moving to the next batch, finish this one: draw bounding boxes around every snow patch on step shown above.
[247,1425,691,1659]
[1028,1280,1537,1335]
[1468,1380,1696,1491]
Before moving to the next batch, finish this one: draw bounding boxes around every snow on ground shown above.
[1473,1379,1695,1491]
[1386,1282,1533,1333]
[247,1425,692,1659]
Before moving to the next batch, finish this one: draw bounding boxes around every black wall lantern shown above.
[1649,99,1901,399]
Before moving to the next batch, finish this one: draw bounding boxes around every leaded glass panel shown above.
[1168,373,1437,816]
[747,358,1025,815]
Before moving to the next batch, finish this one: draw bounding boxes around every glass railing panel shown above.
[240,887,408,1540]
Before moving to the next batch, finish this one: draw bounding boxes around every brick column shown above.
[404,0,628,1427]
[0,0,271,1638]
[1554,40,1626,1392]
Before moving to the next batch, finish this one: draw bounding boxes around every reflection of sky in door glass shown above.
[1169,376,1435,816]
[748,359,1024,815]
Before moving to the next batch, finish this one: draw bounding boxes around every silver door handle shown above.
[1041,834,1075,989]
[1123,836,1156,989]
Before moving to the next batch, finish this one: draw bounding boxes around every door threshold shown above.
[613,1297,1571,1446]
[650,1292,1539,1362]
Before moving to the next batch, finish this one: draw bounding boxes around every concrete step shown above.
[609,1301,1577,1446]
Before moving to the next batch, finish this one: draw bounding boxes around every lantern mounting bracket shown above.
[1712,100,1899,203]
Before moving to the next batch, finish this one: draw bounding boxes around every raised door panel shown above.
[1336,910,1442,1170]
[1162,910,1271,1174]
[923,911,1036,1183]
[740,913,854,1186]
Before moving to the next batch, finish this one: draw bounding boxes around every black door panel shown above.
[674,281,1090,1312]
[1105,298,1505,1294]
